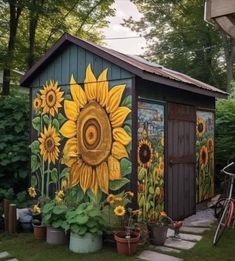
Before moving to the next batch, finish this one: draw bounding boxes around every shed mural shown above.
[21,33,227,220]
[30,64,132,201]
[137,101,164,221]
[196,110,214,202]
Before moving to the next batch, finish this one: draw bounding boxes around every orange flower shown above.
[200,145,208,167]
[207,138,214,152]
[160,211,167,217]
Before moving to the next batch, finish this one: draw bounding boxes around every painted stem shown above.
[46,161,50,197]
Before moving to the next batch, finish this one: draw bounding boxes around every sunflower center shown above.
[46,90,56,107]
[198,123,204,133]
[139,143,151,164]
[77,101,112,166]
[45,137,55,152]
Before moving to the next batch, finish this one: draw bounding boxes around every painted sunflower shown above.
[60,65,131,194]
[114,206,126,217]
[137,139,153,168]
[158,160,164,177]
[199,145,208,167]
[207,138,214,152]
[196,118,206,137]
[38,124,61,164]
[107,194,116,204]
[40,80,64,117]
[33,97,42,111]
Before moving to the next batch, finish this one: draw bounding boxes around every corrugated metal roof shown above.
[20,33,228,98]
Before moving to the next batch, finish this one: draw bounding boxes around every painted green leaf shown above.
[58,113,66,126]
[43,115,50,125]
[31,175,37,187]
[109,178,129,191]
[124,119,132,127]
[120,158,132,176]
[59,167,69,179]
[121,95,132,108]
[51,168,58,183]
[53,119,60,132]
[31,155,40,172]
[126,143,132,154]
[30,140,39,154]
[124,125,132,136]
[32,117,41,132]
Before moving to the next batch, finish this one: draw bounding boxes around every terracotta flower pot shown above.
[114,231,140,256]
[148,224,168,245]
[33,224,46,240]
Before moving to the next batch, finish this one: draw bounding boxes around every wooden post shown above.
[8,204,17,233]
[3,199,10,232]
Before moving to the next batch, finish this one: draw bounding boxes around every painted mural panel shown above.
[137,101,164,221]
[196,111,214,202]
[30,64,132,202]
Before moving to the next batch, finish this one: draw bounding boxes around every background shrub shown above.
[0,91,30,198]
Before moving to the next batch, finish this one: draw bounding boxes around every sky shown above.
[102,0,146,55]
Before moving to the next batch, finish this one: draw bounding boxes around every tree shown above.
[125,0,231,90]
[1,0,24,96]
[0,0,115,95]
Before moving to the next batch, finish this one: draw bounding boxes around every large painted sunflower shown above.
[199,145,208,167]
[60,65,131,195]
[40,80,64,117]
[38,124,61,164]
[196,118,206,138]
[137,139,153,168]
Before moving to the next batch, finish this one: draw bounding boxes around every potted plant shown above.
[147,211,171,246]
[66,202,106,253]
[28,186,47,240]
[42,190,68,245]
[107,192,141,256]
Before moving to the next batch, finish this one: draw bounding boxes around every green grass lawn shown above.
[0,227,235,261]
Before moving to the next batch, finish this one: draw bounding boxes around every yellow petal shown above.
[84,64,97,101]
[69,162,82,187]
[96,162,109,194]
[64,100,79,121]
[70,74,87,108]
[79,164,92,193]
[106,85,125,113]
[112,141,128,160]
[60,120,77,138]
[108,155,121,180]
[63,137,79,157]
[62,156,76,168]
[110,107,131,128]
[97,68,108,107]
[91,169,98,195]
[113,127,131,146]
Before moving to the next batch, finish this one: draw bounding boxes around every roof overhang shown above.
[20,33,228,99]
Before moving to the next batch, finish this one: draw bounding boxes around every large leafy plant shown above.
[66,202,106,236]
[0,92,29,193]
[42,199,68,230]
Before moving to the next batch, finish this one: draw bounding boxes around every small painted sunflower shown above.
[38,124,61,164]
[40,80,64,117]
[200,145,208,167]
[158,160,164,177]
[33,97,42,111]
[114,206,126,217]
[196,118,206,137]
[207,138,214,152]
[125,191,134,197]
[137,139,153,168]
[28,187,37,198]
[107,194,116,204]
[60,65,131,194]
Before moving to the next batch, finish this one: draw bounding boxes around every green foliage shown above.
[215,98,235,168]
[65,202,106,236]
[125,0,226,89]
[0,92,30,192]
[42,200,68,230]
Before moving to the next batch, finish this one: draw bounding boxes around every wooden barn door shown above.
[166,103,196,220]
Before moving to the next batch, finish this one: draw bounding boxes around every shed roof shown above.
[20,33,228,98]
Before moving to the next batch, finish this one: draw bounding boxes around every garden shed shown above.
[21,33,227,220]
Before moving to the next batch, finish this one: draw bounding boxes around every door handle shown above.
[169,160,174,167]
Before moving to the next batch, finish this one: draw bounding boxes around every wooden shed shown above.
[21,33,227,220]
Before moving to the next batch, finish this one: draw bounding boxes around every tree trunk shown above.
[28,0,44,69]
[1,0,23,96]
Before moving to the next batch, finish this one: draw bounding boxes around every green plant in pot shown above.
[66,201,106,253]
[147,211,171,246]
[42,190,68,245]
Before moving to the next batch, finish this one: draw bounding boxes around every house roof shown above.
[20,33,228,98]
